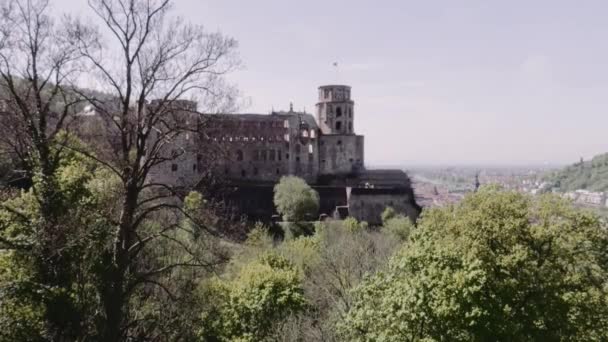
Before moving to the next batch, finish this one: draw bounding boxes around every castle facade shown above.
[148,85,420,224]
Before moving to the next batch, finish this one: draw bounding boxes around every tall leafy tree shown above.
[342,188,608,341]
[273,176,319,222]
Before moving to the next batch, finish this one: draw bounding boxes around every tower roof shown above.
[318,84,351,89]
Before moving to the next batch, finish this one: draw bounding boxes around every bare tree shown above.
[0,0,90,339]
[69,0,239,339]
[0,0,83,213]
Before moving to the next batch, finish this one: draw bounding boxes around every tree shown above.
[0,134,117,340]
[199,252,307,341]
[0,2,89,336]
[273,176,319,222]
[62,0,239,339]
[341,188,608,341]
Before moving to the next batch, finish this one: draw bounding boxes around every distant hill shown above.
[546,153,608,192]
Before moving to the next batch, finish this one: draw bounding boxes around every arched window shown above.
[335,121,342,130]
[236,150,244,161]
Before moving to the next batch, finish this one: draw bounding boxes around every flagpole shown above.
[333,62,339,83]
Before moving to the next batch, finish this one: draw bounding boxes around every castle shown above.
[148,85,420,224]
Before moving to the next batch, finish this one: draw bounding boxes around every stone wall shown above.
[318,134,364,175]
[348,188,419,225]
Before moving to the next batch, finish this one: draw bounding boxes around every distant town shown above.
[409,165,608,215]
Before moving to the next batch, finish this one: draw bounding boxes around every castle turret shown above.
[316,85,354,135]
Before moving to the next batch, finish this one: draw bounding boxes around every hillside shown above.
[546,153,608,192]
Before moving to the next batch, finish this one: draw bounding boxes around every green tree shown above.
[199,253,307,341]
[273,176,319,222]
[0,135,116,340]
[341,188,608,341]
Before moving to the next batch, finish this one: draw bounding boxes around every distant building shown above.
[80,85,420,224]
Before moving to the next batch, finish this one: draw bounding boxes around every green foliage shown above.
[381,206,397,223]
[273,176,319,222]
[0,136,115,340]
[199,252,307,341]
[280,221,316,240]
[341,188,608,341]
[245,222,274,248]
[547,152,608,191]
[343,216,361,233]
[383,214,414,241]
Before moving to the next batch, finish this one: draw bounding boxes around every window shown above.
[309,144,313,154]
[270,150,276,161]
[253,167,258,175]
[348,122,352,132]
[296,156,300,162]
[324,89,330,99]
[253,150,259,161]
[295,144,301,154]
[193,164,197,171]
[286,153,290,160]
[310,130,316,138]
[335,121,342,130]
[171,164,178,172]
[276,168,280,175]
[261,150,267,161]
[337,140,342,146]
[278,151,282,161]
[236,150,244,161]
[336,107,342,117]
[241,170,246,177]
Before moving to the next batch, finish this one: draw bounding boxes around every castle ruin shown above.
[147,85,420,224]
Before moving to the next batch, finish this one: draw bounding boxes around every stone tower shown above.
[316,85,355,135]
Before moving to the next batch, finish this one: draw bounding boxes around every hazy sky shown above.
[57,0,608,166]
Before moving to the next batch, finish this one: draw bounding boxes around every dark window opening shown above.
[276,168,280,175]
[171,164,178,172]
[348,122,352,132]
[336,107,342,117]
[236,150,244,161]
[193,164,197,171]
[241,170,246,177]
[296,156,300,162]
[337,140,342,146]
[335,121,342,130]
[278,151,282,161]
[270,150,276,161]
[286,153,290,160]
[253,167,258,175]
[261,150,267,161]
[349,158,354,163]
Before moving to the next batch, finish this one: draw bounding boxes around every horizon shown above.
[54,0,608,166]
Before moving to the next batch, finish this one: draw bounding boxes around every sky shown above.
[55,0,608,166]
